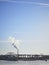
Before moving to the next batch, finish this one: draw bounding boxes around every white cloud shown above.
[0,0,49,7]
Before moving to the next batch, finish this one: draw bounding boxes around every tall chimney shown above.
[12,43,19,57]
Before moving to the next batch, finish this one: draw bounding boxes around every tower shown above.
[12,43,19,57]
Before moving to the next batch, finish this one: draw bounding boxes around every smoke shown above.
[8,37,23,48]
[12,43,17,49]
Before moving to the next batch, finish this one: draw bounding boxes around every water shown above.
[0,60,49,65]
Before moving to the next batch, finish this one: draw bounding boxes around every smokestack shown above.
[12,43,19,56]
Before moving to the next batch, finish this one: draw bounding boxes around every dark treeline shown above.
[0,54,49,61]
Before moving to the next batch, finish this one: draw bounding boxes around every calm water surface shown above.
[0,60,49,65]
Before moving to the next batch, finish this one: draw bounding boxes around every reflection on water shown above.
[0,60,49,65]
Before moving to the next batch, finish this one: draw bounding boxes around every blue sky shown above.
[0,0,49,55]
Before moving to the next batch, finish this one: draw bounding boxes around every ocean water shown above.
[0,60,49,65]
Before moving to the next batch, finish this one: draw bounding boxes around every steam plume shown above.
[8,37,23,48]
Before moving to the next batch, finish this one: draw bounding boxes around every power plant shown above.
[0,38,49,61]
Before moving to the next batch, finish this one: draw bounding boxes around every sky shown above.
[0,0,49,55]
